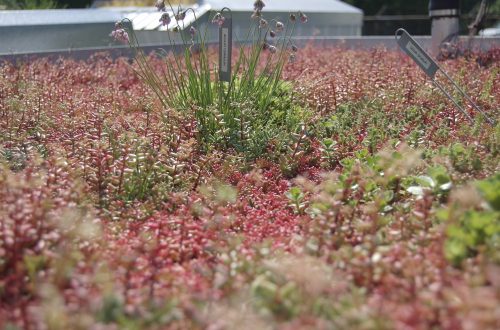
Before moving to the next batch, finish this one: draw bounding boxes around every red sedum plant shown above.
[0,43,499,328]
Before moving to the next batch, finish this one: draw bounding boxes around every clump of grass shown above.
[112,1,309,159]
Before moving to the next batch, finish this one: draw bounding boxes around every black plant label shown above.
[396,29,438,78]
[395,28,495,126]
[219,18,232,82]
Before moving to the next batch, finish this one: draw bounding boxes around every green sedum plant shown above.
[405,165,453,199]
[445,142,483,173]
[285,186,307,214]
[443,174,500,266]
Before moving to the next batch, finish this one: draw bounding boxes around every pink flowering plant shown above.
[111,0,309,159]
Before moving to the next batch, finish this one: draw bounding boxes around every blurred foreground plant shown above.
[0,157,101,327]
[441,173,500,266]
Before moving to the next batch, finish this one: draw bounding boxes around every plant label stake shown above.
[219,17,232,82]
[395,28,495,126]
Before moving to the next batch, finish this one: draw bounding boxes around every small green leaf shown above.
[407,186,425,196]
[285,187,304,201]
[215,183,238,204]
[476,174,500,211]
[445,240,467,265]
[436,208,450,222]
[451,143,466,155]
[439,182,453,191]
[428,165,451,186]
[252,275,278,300]
[416,175,435,188]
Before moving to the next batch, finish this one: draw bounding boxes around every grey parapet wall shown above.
[1,36,498,63]
[0,9,130,55]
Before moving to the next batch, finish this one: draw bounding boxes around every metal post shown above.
[429,0,460,57]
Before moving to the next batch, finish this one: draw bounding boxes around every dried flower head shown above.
[189,26,197,38]
[269,30,276,38]
[155,0,166,11]
[290,13,296,22]
[251,10,262,19]
[254,0,265,11]
[175,10,186,21]
[289,53,296,62]
[291,44,298,52]
[299,11,308,23]
[159,13,171,26]
[252,0,265,19]
[276,21,284,32]
[259,18,268,28]
[268,45,277,54]
[115,21,123,29]
[212,12,226,26]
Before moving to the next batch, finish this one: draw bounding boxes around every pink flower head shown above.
[275,21,284,32]
[299,11,308,23]
[110,28,129,44]
[155,0,166,11]
[211,13,225,26]
[159,13,171,26]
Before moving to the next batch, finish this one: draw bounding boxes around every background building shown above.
[120,0,363,45]
[205,0,363,37]
[0,0,363,54]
